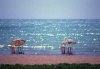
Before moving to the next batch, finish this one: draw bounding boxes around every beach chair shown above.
[16,47,24,54]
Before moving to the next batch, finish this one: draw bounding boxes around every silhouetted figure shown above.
[61,47,66,54]
[67,47,72,55]
[12,47,15,54]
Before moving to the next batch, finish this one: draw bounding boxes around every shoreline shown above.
[0,54,100,65]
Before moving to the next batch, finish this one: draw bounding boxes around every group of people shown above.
[11,46,24,54]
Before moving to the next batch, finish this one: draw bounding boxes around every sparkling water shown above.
[0,19,100,56]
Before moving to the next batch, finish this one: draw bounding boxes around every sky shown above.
[0,0,100,19]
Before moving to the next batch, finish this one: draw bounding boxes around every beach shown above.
[0,54,100,65]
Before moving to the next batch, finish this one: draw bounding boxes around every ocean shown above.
[0,19,100,56]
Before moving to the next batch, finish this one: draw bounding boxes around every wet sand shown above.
[0,54,100,65]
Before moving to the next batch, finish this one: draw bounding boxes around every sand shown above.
[0,54,100,65]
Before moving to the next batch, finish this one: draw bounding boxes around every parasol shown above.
[10,39,25,46]
[62,39,76,45]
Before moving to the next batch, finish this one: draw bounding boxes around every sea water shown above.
[0,19,100,56]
